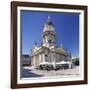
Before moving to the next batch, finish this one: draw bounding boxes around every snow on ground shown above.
[21,66,80,78]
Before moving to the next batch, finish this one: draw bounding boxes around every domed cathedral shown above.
[31,16,71,68]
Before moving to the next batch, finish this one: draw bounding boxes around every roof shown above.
[43,16,55,33]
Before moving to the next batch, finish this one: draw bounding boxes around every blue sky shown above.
[21,10,79,57]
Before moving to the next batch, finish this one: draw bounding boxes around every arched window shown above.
[45,54,47,62]
[45,54,47,57]
[48,39,52,44]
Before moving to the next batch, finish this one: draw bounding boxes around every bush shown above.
[72,58,79,66]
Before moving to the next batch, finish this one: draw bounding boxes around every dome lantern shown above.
[43,16,55,33]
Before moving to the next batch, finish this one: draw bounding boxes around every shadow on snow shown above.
[21,67,43,78]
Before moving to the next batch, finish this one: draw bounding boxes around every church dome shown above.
[43,16,55,33]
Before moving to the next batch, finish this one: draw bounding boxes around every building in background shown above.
[21,55,31,66]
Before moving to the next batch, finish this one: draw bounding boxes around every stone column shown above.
[46,36,48,43]
[31,56,33,66]
[42,52,45,62]
[41,53,43,62]
[41,53,42,62]
[51,52,54,63]
[39,53,41,64]
[53,52,56,68]
[35,54,39,67]
[34,55,36,67]
[37,54,39,66]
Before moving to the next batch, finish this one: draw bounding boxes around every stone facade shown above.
[21,55,31,66]
[31,16,71,67]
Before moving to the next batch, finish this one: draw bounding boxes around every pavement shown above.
[21,66,80,78]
